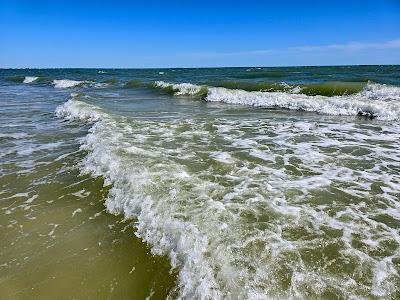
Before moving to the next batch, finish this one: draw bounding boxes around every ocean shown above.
[1,66,400,299]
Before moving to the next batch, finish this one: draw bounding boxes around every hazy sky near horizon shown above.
[1,0,399,68]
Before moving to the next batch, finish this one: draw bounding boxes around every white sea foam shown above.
[55,100,232,298]
[153,81,400,120]
[52,79,109,89]
[56,97,400,299]
[16,141,63,156]
[53,79,85,88]
[23,76,39,83]
[72,208,82,217]
[359,82,400,101]
[55,97,106,122]
[206,86,400,120]
[154,81,205,96]
[210,151,235,164]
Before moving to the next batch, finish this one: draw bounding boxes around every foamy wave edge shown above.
[23,76,39,84]
[53,79,86,88]
[52,79,108,89]
[155,81,400,121]
[55,97,222,299]
[154,80,207,96]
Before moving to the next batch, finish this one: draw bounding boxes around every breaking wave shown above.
[55,95,400,299]
[205,86,400,120]
[52,79,109,89]
[55,97,106,122]
[56,98,222,298]
[23,76,39,83]
[53,79,87,88]
[152,81,400,120]
[7,75,50,84]
[153,81,208,97]
[204,81,367,96]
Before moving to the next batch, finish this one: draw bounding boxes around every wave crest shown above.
[206,86,400,120]
[55,95,106,122]
[359,82,400,101]
[55,98,222,298]
[154,81,208,97]
[152,81,400,120]
[53,79,86,88]
[23,76,39,84]
[52,79,108,89]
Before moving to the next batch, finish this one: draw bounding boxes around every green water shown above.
[1,66,400,299]
[0,84,176,299]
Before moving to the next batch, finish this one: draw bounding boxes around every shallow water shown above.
[1,66,400,299]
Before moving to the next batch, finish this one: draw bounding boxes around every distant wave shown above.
[52,79,109,89]
[151,81,400,120]
[53,79,86,88]
[9,75,400,120]
[153,81,208,97]
[23,76,39,84]
[7,75,50,84]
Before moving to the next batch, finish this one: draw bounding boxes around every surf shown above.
[55,93,400,299]
[150,81,400,120]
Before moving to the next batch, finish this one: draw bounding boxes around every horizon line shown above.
[1,63,400,70]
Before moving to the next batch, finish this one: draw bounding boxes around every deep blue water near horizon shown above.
[2,64,400,84]
[1,65,400,299]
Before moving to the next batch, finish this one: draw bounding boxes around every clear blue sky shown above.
[1,0,399,68]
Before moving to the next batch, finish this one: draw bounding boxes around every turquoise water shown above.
[1,66,400,299]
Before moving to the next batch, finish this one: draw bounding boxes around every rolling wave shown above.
[152,81,400,120]
[206,81,366,96]
[53,79,87,88]
[52,79,109,89]
[23,76,39,83]
[205,86,400,120]
[7,75,400,120]
[153,81,208,96]
[124,80,143,88]
[7,75,50,84]
[9,73,399,100]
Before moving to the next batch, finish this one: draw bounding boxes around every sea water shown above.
[1,66,400,299]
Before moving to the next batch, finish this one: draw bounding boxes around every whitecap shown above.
[23,76,39,84]
[53,79,84,88]
[206,86,400,120]
[154,81,205,96]
[153,81,400,120]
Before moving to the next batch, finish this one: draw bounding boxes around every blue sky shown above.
[1,0,399,68]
